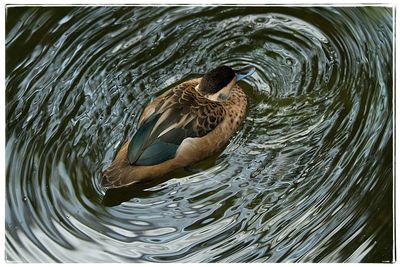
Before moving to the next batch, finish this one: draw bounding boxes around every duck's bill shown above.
[235,66,256,81]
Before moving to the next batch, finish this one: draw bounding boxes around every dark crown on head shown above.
[198,66,235,95]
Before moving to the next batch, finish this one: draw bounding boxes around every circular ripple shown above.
[6,6,393,263]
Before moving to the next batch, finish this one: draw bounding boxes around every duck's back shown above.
[101,78,247,188]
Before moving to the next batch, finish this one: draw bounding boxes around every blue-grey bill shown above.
[235,66,256,81]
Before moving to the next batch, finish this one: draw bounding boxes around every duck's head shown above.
[197,65,256,102]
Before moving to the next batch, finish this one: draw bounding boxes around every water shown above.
[5,6,393,263]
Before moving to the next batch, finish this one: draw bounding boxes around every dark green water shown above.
[6,6,393,263]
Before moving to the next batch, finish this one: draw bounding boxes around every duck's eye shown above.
[218,93,228,101]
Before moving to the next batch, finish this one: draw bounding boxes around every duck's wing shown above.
[127,84,225,166]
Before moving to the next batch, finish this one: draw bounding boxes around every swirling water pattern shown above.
[6,6,393,262]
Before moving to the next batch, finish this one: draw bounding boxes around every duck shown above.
[101,65,255,189]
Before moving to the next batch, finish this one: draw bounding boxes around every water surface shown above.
[6,6,393,262]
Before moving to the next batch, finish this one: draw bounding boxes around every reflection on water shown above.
[6,6,393,262]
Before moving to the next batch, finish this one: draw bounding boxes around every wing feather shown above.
[127,81,225,166]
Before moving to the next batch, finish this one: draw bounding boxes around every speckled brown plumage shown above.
[101,78,247,189]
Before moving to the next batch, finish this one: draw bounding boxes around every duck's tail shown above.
[101,142,181,189]
[101,142,141,189]
[101,162,138,189]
